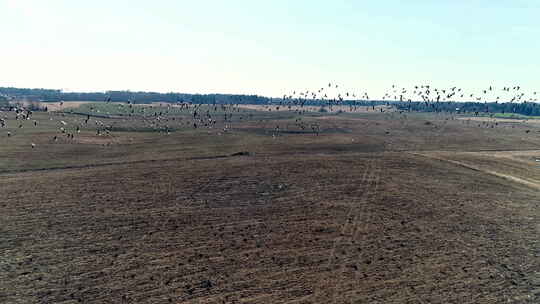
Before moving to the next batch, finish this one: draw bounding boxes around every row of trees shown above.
[0,87,272,105]
[0,94,9,109]
[393,101,540,116]
[1,87,539,116]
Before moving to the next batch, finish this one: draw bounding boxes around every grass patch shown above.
[490,113,540,120]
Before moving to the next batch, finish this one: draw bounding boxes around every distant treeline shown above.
[1,87,540,116]
[0,87,271,105]
[0,94,9,108]
[394,101,540,116]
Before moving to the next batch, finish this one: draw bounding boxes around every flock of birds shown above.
[1,83,539,149]
[1,101,270,148]
[280,82,538,106]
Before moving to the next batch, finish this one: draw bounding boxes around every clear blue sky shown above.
[1,0,539,97]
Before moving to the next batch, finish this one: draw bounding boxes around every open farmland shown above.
[1,102,539,303]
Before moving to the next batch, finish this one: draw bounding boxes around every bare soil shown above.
[1,106,539,303]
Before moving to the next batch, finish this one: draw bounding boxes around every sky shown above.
[1,0,539,98]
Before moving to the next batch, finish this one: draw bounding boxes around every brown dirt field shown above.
[31,101,95,111]
[17,101,141,111]
[237,104,395,113]
[457,117,540,125]
[412,151,540,190]
[73,134,127,145]
[1,109,539,303]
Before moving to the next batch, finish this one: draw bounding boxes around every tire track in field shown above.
[333,166,426,304]
[308,160,376,302]
[331,165,380,304]
[326,162,375,269]
[0,154,238,175]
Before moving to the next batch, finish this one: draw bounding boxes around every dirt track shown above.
[411,151,540,190]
